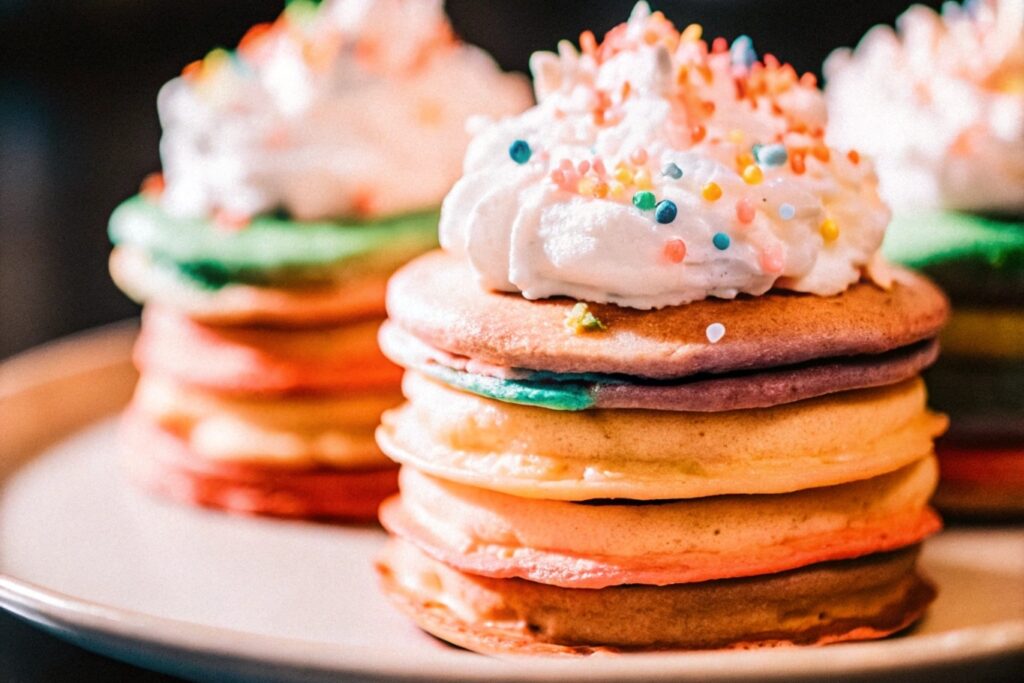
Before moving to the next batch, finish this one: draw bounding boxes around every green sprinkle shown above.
[565,302,607,334]
[632,191,656,211]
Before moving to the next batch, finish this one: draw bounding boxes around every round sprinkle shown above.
[662,162,683,179]
[706,322,726,344]
[729,35,757,69]
[735,198,755,224]
[593,181,609,198]
[820,217,840,242]
[614,164,634,185]
[509,139,531,164]
[712,232,731,250]
[630,147,648,165]
[754,143,788,167]
[655,199,678,224]
[847,150,861,165]
[779,203,796,220]
[760,244,784,273]
[701,182,722,201]
[609,181,626,198]
[741,164,764,185]
[632,190,656,210]
[727,129,745,144]
[663,238,687,263]
[634,168,653,189]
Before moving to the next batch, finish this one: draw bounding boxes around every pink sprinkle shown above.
[736,198,755,224]
[663,239,687,263]
[559,158,574,171]
[550,169,565,185]
[759,244,785,274]
[559,170,579,191]
[630,147,648,165]
[592,158,607,176]
[577,160,591,175]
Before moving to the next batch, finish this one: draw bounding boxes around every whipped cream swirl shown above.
[158,0,531,221]
[825,0,1024,213]
[440,2,889,309]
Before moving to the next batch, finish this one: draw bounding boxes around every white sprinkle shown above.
[706,322,726,344]
[779,203,796,220]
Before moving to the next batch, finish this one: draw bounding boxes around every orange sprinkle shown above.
[238,22,273,54]
[703,100,716,115]
[736,152,755,169]
[181,60,202,79]
[664,239,687,263]
[812,146,831,163]
[691,124,707,143]
[790,152,806,175]
[702,182,723,201]
[140,172,165,199]
[593,182,609,198]
[847,150,861,165]
[621,81,632,101]
[800,72,818,87]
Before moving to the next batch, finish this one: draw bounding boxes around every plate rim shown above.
[2,323,1023,681]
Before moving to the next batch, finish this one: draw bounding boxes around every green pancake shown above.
[108,195,439,289]
[883,210,1024,304]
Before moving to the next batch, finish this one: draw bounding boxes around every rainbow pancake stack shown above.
[826,0,1024,518]
[374,4,950,653]
[108,0,530,520]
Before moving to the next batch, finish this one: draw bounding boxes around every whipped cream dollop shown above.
[440,2,889,309]
[158,0,531,221]
[825,0,1024,213]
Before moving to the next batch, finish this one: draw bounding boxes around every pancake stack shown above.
[825,0,1024,518]
[375,5,950,652]
[108,0,530,519]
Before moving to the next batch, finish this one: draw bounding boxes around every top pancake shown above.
[387,251,949,379]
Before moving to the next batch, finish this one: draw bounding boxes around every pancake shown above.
[111,247,389,327]
[378,373,946,500]
[386,251,948,380]
[381,459,940,588]
[122,413,396,520]
[939,308,1024,360]
[380,321,940,412]
[377,539,935,654]
[134,307,400,395]
[131,375,400,469]
[883,210,1024,305]
[933,444,1024,518]
[109,195,439,288]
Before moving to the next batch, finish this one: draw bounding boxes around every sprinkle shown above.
[735,198,755,224]
[681,24,703,42]
[755,144,788,167]
[711,37,728,54]
[509,139,532,164]
[790,152,806,175]
[778,203,796,220]
[662,162,683,179]
[713,232,731,250]
[655,199,678,224]
[728,129,745,144]
[701,182,722,201]
[577,160,591,175]
[730,35,757,69]
[580,30,598,55]
[565,302,606,334]
[663,238,687,263]
[633,191,656,211]
[820,217,840,242]
[592,158,607,176]
[705,322,726,344]
[140,172,165,199]
[577,176,596,195]
[736,152,755,169]
[741,164,764,185]
[634,168,653,189]
[691,124,707,143]
[214,209,250,232]
[181,60,203,79]
[614,164,634,185]
[630,147,649,165]
[593,182,609,198]
[847,150,861,165]
[760,244,785,273]
[812,145,831,163]
[609,181,626,198]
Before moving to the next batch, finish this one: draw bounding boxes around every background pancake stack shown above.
[107,0,530,520]
[825,0,1024,518]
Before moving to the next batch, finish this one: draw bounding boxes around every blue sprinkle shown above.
[779,203,796,220]
[755,144,788,167]
[712,232,731,250]
[509,139,532,164]
[654,199,678,224]
[730,35,757,69]
[661,162,683,179]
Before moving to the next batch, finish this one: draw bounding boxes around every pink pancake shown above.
[134,307,401,395]
[122,412,397,520]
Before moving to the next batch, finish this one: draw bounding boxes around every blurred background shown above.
[0,0,942,679]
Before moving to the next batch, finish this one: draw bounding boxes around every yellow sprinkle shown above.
[577,176,596,195]
[634,168,653,189]
[701,182,722,201]
[736,152,755,169]
[728,129,745,144]
[609,181,626,198]
[741,164,764,185]
[681,24,703,42]
[203,47,231,74]
[614,165,634,185]
[820,217,840,242]
[564,302,607,334]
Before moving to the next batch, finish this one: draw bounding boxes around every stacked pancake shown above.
[375,4,949,652]
[108,0,530,519]
[826,0,1024,518]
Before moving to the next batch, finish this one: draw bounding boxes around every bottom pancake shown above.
[377,539,934,655]
[122,413,396,520]
[934,444,1024,519]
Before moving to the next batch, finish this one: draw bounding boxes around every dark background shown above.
[1,0,942,680]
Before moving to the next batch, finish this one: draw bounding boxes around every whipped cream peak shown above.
[157,0,531,221]
[441,2,890,309]
[825,0,1024,213]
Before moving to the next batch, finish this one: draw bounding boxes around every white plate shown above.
[1,323,1022,682]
